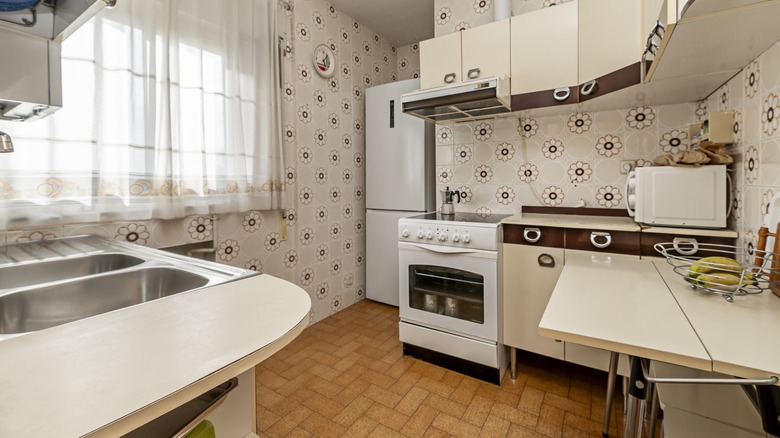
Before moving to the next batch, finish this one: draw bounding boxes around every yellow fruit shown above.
[696,272,742,289]
[688,257,746,278]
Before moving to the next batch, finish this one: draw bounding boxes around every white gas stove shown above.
[397,212,509,384]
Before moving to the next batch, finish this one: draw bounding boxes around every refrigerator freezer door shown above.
[366,209,414,306]
[365,79,431,212]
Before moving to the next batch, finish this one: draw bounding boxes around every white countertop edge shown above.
[88,313,309,437]
[501,213,642,232]
[640,226,738,238]
[537,328,713,373]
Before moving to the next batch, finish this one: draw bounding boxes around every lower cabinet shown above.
[502,223,736,377]
[503,243,564,360]
[502,224,638,376]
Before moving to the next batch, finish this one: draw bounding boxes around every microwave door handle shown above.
[726,170,734,218]
[625,170,636,217]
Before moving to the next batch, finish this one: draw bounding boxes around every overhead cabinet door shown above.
[461,19,510,82]
[510,1,578,108]
[420,32,462,90]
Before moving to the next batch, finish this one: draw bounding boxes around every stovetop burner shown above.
[406,212,512,224]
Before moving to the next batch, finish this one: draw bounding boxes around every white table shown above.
[539,252,780,437]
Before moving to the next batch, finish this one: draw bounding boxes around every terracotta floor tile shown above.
[479,414,512,438]
[518,386,546,415]
[507,423,547,438]
[432,412,482,438]
[363,382,403,408]
[536,404,565,437]
[266,405,313,437]
[371,424,408,437]
[461,395,495,427]
[400,404,439,438]
[450,377,480,406]
[394,386,430,416]
[333,395,374,427]
[341,416,379,438]
[364,402,410,431]
[299,412,347,438]
[300,391,346,418]
[422,392,468,418]
[491,400,539,429]
[544,392,591,418]
[254,301,626,438]
[425,425,453,438]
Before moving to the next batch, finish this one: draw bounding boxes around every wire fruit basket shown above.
[654,224,780,302]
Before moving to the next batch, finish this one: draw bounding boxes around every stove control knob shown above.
[426,231,434,240]
[401,228,410,238]
[463,233,471,244]
[417,230,425,239]
[437,232,448,242]
[452,233,461,242]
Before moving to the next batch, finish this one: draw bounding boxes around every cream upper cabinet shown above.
[461,19,510,82]
[420,19,510,90]
[510,2,578,100]
[419,32,462,89]
[578,0,643,85]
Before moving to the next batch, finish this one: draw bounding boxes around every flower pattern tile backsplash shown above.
[4,0,780,323]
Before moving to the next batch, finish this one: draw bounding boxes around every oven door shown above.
[398,241,498,342]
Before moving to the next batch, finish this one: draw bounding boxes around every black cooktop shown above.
[407,212,511,224]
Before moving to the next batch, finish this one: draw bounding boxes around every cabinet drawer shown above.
[503,225,564,248]
[640,233,737,258]
[565,229,640,255]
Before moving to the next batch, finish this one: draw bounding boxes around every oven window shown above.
[408,265,484,324]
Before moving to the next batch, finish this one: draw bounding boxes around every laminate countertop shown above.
[502,213,642,232]
[539,251,780,380]
[0,274,311,437]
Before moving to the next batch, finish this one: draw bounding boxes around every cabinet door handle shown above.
[553,87,570,102]
[538,253,556,268]
[590,232,612,249]
[467,68,481,79]
[580,80,597,96]
[523,227,541,243]
[672,237,699,256]
[444,73,456,84]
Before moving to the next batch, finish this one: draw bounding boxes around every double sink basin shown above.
[0,236,254,339]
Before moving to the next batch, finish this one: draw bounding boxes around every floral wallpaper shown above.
[435,103,701,215]
[396,43,421,82]
[708,41,780,263]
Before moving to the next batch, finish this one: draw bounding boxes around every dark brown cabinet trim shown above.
[565,229,641,256]
[504,225,565,248]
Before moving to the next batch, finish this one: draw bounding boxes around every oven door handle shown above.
[400,241,494,256]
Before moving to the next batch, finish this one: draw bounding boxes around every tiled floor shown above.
[254,300,627,437]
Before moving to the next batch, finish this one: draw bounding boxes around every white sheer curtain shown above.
[0,0,285,228]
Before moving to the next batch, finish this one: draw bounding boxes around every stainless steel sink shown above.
[0,253,144,290]
[0,235,254,338]
[0,267,209,334]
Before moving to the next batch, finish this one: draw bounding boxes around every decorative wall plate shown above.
[313,44,335,78]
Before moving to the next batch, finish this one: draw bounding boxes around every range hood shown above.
[401,76,511,124]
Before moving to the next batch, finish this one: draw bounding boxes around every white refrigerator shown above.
[365,79,435,306]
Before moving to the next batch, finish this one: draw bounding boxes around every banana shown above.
[689,256,745,276]
[695,272,742,289]
[686,256,756,287]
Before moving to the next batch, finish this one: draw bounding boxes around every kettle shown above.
[440,186,461,215]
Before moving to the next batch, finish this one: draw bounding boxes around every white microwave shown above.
[626,165,729,229]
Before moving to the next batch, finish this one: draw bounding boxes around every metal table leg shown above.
[510,347,517,380]
[624,356,648,438]
[603,351,619,437]
[648,383,660,438]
